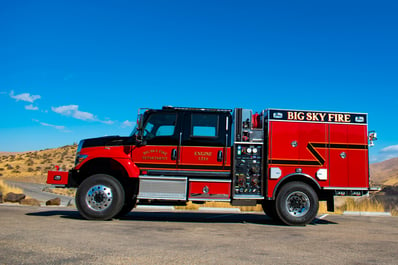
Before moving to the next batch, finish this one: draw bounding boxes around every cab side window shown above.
[183,112,229,147]
[191,113,218,137]
[143,112,178,145]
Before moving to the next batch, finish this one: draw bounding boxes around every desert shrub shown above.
[25,159,34,166]
[337,197,385,213]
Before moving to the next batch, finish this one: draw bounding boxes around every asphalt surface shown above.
[0,205,397,265]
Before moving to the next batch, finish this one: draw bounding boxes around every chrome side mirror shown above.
[368,131,377,147]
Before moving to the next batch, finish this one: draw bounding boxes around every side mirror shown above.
[134,111,147,146]
[368,131,377,147]
[136,134,147,147]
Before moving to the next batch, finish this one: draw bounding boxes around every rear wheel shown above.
[275,182,318,226]
[262,200,279,221]
[76,174,125,220]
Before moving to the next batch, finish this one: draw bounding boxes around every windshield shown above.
[129,125,139,137]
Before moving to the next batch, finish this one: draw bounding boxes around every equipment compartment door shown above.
[347,124,369,187]
[329,124,369,188]
[329,124,349,187]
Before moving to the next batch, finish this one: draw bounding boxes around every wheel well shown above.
[75,158,137,190]
[273,174,321,200]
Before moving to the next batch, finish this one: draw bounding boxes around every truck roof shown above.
[162,106,232,113]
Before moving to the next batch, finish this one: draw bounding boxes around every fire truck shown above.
[48,106,376,225]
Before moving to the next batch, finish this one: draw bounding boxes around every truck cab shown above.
[132,107,234,202]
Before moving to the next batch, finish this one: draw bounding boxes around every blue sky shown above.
[1,0,397,163]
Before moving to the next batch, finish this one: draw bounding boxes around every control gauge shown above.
[246,147,252,154]
[252,148,258,154]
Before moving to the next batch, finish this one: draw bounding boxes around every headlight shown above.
[75,154,88,166]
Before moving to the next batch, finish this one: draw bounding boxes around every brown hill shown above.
[0,145,77,183]
[370,157,398,186]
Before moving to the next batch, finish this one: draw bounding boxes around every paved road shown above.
[0,205,397,265]
[4,180,74,206]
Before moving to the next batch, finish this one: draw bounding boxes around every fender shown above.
[76,146,140,177]
[75,146,140,178]
[272,173,321,199]
[113,157,140,178]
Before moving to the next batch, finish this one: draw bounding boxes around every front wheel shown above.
[275,182,318,226]
[76,174,125,220]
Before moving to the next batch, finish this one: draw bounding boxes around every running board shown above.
[137,176,188,201]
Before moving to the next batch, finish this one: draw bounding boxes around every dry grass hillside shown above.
[0,145,77,183]
[370,157,398,186]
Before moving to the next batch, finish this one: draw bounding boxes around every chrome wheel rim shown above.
[86,185,113,211]
[285,191,310,217]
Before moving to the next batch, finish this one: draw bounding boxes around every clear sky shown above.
[1,0,397,163]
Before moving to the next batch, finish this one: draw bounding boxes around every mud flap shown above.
[327,197,335,212]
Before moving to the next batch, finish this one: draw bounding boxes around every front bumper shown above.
[47,170,70,187]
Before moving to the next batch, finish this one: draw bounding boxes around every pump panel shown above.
[233,144,262,196]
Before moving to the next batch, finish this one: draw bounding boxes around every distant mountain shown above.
[370,157,398,186]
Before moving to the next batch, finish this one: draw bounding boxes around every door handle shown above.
[217,150,223,162]
[171,149,177,160]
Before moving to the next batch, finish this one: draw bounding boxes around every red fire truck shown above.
[48,106,375,225]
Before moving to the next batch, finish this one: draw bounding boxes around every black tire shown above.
[76,174,125,220]
[262,200,280,221]
[115,196,137,218]
[115,179,138,218]
[275,181,318,226]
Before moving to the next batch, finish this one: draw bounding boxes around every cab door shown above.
[179,111,231,176]
[131,111,180,174]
